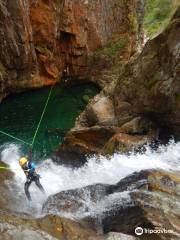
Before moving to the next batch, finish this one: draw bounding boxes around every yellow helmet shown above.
[19,157,28,166]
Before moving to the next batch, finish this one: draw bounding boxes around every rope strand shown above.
[31,85,54,147]
[0,84,55,148]
[0,130,31,146]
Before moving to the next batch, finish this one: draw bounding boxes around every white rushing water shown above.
[1,140,180,217]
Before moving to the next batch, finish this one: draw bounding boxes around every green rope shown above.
[0,166,10,170]
[0,166,30,171]
[0,130,31,146]
[0,85,54,148]
[31,85,54,147]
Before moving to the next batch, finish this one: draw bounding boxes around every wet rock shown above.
[102,117,158,154]
[105,232,138,240]
[0,212,99,240]
[102,170,180,239]
[0,161,14,210]
[0,162,102,239]
[42,184,113,217]
[102,133,152,155]
[42,170,180,239]
[76,93,116,127]
[55,126,117,167]
[118,117,157,136]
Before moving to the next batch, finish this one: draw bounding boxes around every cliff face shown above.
[0,0,144,101]
[0,0,40,101]
[113,7,180,137]
[57,6,180,160]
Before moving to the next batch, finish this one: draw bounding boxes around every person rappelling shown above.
[19,149,45,205]
[0,84,53,206]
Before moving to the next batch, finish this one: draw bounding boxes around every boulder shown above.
[42,170,180,239]
[118,117,157,136]
[105,232,139,240]
[55,126,117,167]
[0,212,100,240]
[75,93,117,128]
[42,184,113,217]
[85,95,116,126]
[103,133,152,155]
[102,170,180,239]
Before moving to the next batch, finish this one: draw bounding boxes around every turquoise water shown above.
[0,84,98,159]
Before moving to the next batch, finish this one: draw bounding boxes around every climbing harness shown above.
[0,84,54,148]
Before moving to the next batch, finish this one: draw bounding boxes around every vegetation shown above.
[95,39,127,58]
[35,46,53,56]
[144,0,176,37]
[104,39,127,57]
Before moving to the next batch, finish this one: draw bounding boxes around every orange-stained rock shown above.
[0,0,144,101]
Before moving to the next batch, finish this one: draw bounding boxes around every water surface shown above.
[0,84,98,158]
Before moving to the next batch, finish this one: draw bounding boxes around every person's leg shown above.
[24,179,32,201]
[35,177,46,195]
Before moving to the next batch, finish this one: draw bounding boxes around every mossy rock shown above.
[144,0,176,37]
[85,88,93,95]
[35,46,53,57]
[82,95,90,103]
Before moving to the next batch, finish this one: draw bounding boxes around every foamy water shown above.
[1,140,180,217]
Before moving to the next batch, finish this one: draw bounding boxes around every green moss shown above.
[114,0,126,8]
[175,93,180,101]
[146,72,164,89]
[35,46,53,57]
[144,0,176,38]
[53,0,61,5]
[82,95,90,103]
[128,13,138,33]
[96,39,127,58]
[103,141,115,155]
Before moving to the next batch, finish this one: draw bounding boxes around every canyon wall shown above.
[57,6,180,161]
[0,0,144,101]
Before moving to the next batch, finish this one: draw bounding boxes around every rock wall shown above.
[0,0,144,101]
[0,0,40,101]
[43,169,180,239]
[57,6,180,160]
[113,6,180,137]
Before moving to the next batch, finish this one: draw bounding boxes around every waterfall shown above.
[1,140,180,217]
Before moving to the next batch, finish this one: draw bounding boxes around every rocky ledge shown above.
[43,169,180,240]
[1,161,179,240]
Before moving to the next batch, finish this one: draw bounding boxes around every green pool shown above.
[0,84,98,159]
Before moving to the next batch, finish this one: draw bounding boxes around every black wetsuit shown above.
[22,161,45,201]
